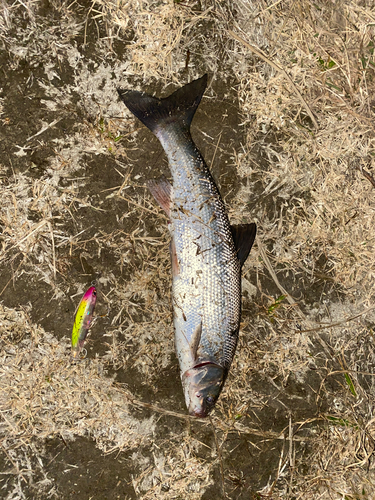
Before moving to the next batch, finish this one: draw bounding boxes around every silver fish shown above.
[118,75,256,417]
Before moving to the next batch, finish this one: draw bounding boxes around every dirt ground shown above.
[1,0,375,498]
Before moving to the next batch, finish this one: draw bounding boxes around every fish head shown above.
[182,363,225,418]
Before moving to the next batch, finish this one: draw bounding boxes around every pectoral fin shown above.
[231,223,257,267]
[147,177,173,217]
[190,322,202,362]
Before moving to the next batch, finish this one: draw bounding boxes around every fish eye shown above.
[206,396,215,405]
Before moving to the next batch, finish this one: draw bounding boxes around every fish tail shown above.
[117,74,208,134]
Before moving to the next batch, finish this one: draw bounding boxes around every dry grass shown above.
[1,0,375,498]
[0,304,154,447]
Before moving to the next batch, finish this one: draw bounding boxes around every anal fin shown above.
[147,177,173,217]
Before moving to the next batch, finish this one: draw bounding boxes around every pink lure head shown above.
[82,286,97,304]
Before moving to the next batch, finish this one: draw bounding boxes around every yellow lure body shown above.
[71,286,97,358]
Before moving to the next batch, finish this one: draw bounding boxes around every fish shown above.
[71,286,97,358]
[117,75,256,417]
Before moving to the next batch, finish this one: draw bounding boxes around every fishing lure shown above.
[71,286,97,358]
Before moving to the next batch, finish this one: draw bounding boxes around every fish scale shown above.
[118,75,256,417]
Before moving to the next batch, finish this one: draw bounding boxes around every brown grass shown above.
[1,0,375,498]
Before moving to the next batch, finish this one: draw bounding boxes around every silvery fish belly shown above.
[118,75,256,417]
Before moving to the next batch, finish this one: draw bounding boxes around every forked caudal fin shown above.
[117,74,208,134]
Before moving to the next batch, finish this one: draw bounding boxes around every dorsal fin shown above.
[231,223,257,267]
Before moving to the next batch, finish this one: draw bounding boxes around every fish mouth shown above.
[190,407,208,418]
